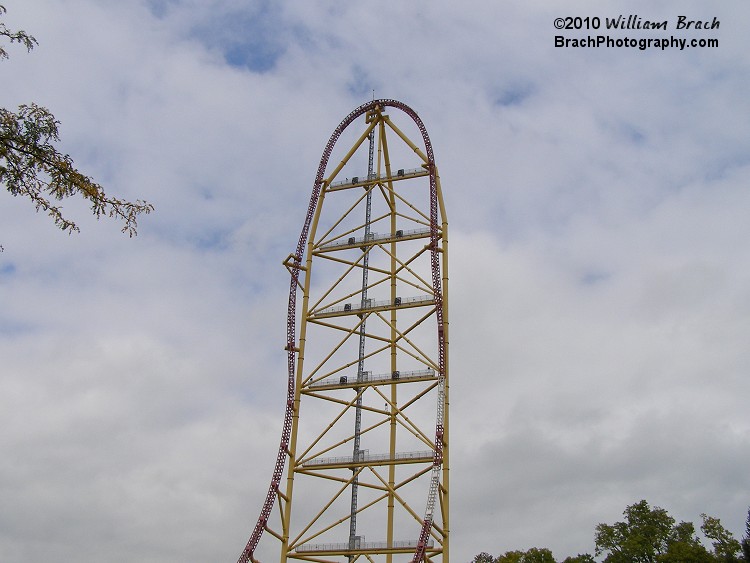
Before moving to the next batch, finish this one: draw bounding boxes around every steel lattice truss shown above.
[238,100,449,563]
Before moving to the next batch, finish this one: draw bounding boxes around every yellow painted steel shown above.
[267,104,447,563]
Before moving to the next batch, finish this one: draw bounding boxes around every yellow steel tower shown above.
[238,99,448,563]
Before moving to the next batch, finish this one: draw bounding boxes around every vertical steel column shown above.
[348,119,376,557]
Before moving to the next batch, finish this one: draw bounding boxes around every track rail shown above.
[237,99,445,563]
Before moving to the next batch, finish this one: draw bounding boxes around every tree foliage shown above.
[660,521,714,563]
[0,5,36,58]
[470,500,747,563]
[473,552,495,563]
[493,548,557,563]
[742,509,750,561]
[476,548,586,563]
[701,513,743,562]
[560,556,595,563]
[594,499,676,562]
[495,552,524,563]
[517,548,556,563]
[0,5,153,246]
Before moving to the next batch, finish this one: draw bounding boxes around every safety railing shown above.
[301,450,434,468]
[296,539,434,552]
[318,227,431,250]
[327,167,426,189]
[312,294,434,318]
[308,368,436,389]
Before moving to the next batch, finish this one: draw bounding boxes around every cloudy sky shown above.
[1,0,749,561]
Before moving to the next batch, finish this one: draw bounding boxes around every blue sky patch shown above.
[0,262,17,277]
[145,0,176,19]
[223,41,282,73]
[347,65,377,99]
[618,122,646,144]
[580,271,611,286]
[494,84,534,107]
[190,3,287,73]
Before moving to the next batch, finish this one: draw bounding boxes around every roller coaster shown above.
[237,99,449,563]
